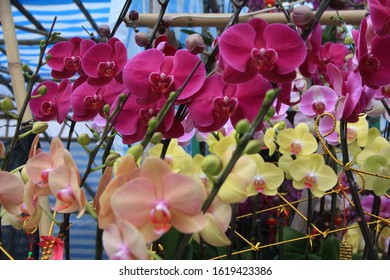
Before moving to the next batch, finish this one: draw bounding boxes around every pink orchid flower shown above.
[154,35,177,56]
[111,156,206,242]
[29,79,72,124]
[82,37,127,86]
[218,18,306,83]
[47,37,95,79]
[299,85,338,117]
[352,17,390,88]
[71,78,126,121]
[103,220,147,260]
[112,94,183,145]
[188,74,271,132]
[122,49,206,105]
[0,171,24,215]
[48,155,86,217]
[368,0,390,35]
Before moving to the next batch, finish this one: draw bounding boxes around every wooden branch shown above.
[126,9,367,28]
[0,0,32,122]
[10,0,47,32]
[73,0,100,35]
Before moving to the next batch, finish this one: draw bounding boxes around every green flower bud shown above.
[243,139,263,154]
[343,36,354,45]
[21,63,31,73]
[1,97,15,111]
[77,133,91,146]
[345,53,353,62]
[148,117,158,130]
[32,121,48,134]
[103,104,110,115]
[201,154,223,176]
[275,121,286,130]
[21,166,29,183]
[126,144,144,160]
[264,107,276,120]
[37,85,48,96]
[235,119,251,135]
[105,152,121,166]
[151,132,163,144]
[45,53,52,62]
[264,89,279,104]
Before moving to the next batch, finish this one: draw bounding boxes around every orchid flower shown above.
[288,154,337,197]
[0,171,24,215]
[368,0,390,36]
[276,123,318,157]
[219,18,306,83]
[110,156,205,242]
[298,85,338,117]
[29,79,72,124]
[103,220,147,260]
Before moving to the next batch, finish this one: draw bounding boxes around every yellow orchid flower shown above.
[276,123,318,157]
[356,130,390,167]
[247,154,285,196]
[288,154,337,197]
[336,115,369,147]
[148,139,192,173]
[211,132,257,204]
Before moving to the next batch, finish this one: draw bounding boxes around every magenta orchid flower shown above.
[154,35,177,56]
[110,156,206,242]
[112,94,183,145]
[218,18,306,83]
[122,49,206,105]
[368,0,390,35]
[82,37,127,86]
[299,85,338,117]
[71,78,126,121]
[188,74,271,132]
[352,17,390,88]
[29,79,72,124]
[47,37,95,79]
[0,171,24,215]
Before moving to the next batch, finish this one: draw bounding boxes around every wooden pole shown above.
[126,9,367,28]
[0,0,32,122]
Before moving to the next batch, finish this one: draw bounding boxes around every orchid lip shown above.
[251,47,278,72]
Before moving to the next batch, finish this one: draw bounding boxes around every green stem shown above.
[85,202,98,220]
[146,0,170,49]
[301,0,332,41]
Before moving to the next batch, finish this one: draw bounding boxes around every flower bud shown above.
[243,139,263,154]
[291,6,315,29]
[37,85,48,96]
[45,53,52,62]
[329,0,349,10]
[128,10,139,22]
[32,121,48,134]
[264,107,276,120]
[343,36,354,45]
[126,144,144,160]
[105,152,121,166]
[148,117,158,131]
[103,104,110,115]
[135,32,149,47]
[77,133,91,146]
[151,132,163,144]
[235,119,251,135]
[264,89,279,104]
[22,63,31,72]
[0,141,4,158]
[1,97,15,111]
[185,34,205,55]
[161,16,172,28]
[201,154,223,176]
[98,24,111,38]
[21,166,29,183]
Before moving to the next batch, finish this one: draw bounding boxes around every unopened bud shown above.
[329,0,349,10]
[103,104,110,115]
[37,85,48,96]
[264,107,276,120]
[77,133,91,146]
[98,24,111,38]
[291,6,315,29]
[22,63,31,73]
[161,16,172,28]
[243,139,263,154]
[129,10,139,21]
[126,144,144,160]
[343,36,354,45]
[275,121,286,130]
[264,89,279,104]
[1,97,15,111]
[105,152,121,166]
[201,154,223,176]
[45,53,52,62]
[185,34,205,55]
[151,132,163,144]
[0,141,4,157]
[135,32,149,47]
[21,166,29,183]
[235,119,251,135]
[32,121,48,134]
[148,117,158,130]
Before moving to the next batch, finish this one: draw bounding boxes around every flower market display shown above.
[0,0,389,261]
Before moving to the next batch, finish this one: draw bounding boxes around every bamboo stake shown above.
[0,0,32,122]
[126,9,367,28]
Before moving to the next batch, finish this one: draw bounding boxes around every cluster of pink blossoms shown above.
[29,1,390,146]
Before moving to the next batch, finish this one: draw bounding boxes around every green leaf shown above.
[322,25,337,43]
[276,227,307,254]
[320,236,340,260]
[161,228,193,260]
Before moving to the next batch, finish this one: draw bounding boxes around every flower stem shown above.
[146,0,170,49]
[301,0,331,41]
[340,119,377,259]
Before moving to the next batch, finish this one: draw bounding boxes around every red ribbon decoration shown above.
[37,236,64,260]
